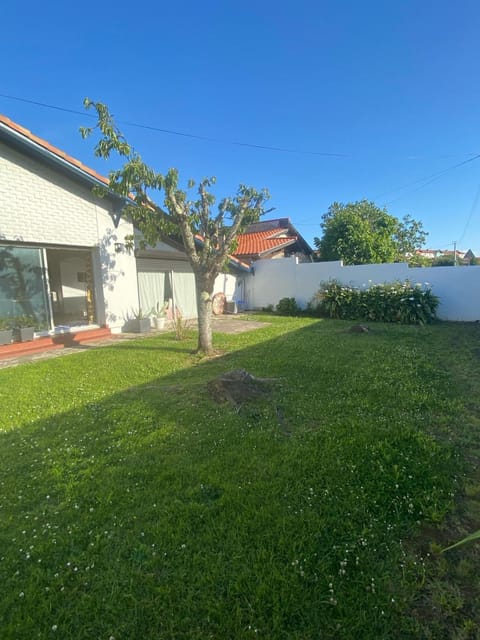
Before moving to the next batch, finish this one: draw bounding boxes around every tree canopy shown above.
[314,200,427,265]
[80,99,271,353]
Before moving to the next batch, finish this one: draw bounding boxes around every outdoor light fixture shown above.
[114,242,124,253]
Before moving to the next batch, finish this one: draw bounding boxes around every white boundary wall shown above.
[247,257,480,321]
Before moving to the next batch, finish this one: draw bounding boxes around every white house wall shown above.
[0,142,139,332]
[248,256,480,321]
[214,272,239,301]
[136,258,240,317]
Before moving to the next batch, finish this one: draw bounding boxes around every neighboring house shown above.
[415,248,477,265]
[0,114,248,336]
[415,249,442,260]
[232,218,313,264]
[441,250,466,261]
[463,249,477,264]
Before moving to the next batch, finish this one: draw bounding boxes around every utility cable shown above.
[0,92,347,158]
[458,182,480,245]
[377,153,480,204]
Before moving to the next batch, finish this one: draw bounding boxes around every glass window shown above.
[0,245,50,329]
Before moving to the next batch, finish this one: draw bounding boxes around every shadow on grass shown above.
[0,319,478,639]
[107,342,197,354]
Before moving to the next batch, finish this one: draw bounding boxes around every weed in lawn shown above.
[170,310,194,341]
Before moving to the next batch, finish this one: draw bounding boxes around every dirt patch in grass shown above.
[207,369,280,406]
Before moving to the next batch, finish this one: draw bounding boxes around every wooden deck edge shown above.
[0,327,112,360]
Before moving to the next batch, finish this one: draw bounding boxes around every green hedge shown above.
[310,280,439,325]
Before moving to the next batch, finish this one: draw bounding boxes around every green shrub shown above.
[276,297,301,316]
[13,315,36,329]
[311,280,439,325]
[305,296,327,317]
[0,317,13,330]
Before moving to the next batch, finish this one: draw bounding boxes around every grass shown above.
[0,316,479,639]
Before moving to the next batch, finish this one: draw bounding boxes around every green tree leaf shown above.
[314,201,427,265]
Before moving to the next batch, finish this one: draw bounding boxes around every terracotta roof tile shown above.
[233,230,296,256]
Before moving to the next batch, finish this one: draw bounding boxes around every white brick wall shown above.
[0,144,107,245]
[0,142,140,331]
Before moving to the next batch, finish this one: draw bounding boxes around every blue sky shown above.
[2,0,480,253]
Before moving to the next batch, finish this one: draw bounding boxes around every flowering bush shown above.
[310,280,439,325]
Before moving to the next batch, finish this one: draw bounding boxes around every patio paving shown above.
[0,315,270,369]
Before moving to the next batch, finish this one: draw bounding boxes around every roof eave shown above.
[285,221,314,254]
[257,238,297,257]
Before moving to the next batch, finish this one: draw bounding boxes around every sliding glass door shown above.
[45,248,96,328]
[0,245,50,329]
[0,245,97,331]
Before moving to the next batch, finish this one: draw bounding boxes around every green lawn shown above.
[1,317,479,639]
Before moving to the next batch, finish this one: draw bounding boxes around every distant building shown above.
[415,248,477,265]
[415,249,442,260]
[462,249,477,264]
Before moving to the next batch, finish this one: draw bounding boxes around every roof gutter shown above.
[228,256,253,273]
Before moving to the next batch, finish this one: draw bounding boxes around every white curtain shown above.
[137,272,166,316]
[172,272,197,318]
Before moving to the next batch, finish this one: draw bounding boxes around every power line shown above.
[0,92,347,158]
[3,91,480,222]
[458,182,480,245]
[375,153,480,204]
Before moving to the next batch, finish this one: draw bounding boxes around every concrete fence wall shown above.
[247,257,480,321]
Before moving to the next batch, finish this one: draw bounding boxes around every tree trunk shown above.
[195,275,215,354]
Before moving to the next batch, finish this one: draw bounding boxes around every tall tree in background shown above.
[314,200,427,265]
[394,214,428,260]
[81,100,270,354]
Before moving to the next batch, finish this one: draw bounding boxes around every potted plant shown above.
[151,302,168,330]
[13,315,36,342]
[124,308,151,333]
[0,317,13,346]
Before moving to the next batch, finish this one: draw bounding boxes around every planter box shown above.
[14,327,35,342]
[0,329,13,346]
[124,318,151,333]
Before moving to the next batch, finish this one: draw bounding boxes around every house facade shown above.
[0,115,246,336]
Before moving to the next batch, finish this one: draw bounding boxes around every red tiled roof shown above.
[193,234,250,270]
[233,230,296,257]
[0,114,111,187]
